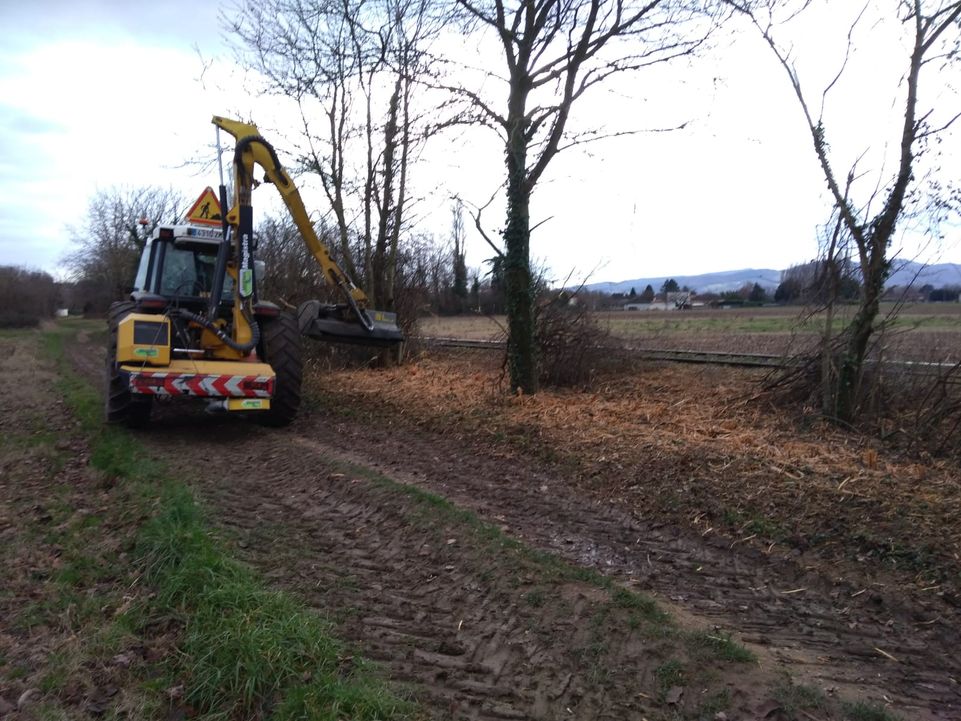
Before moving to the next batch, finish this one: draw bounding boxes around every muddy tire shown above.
[258,312,303,427]
[105,301,152,427]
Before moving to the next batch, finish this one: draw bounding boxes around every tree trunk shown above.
[363,89,376,305]
[387,73,410,312]
[821,300,836,417]
[836,251,885,421]
[373,80,401,311]
[503,123,537,394]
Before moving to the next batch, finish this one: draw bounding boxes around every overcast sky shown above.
[1,0,959,285]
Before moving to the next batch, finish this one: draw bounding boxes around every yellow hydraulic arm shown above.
[212,115,375,331]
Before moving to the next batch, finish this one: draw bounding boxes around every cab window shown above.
[159,246,233,297]
[133,243,153,291]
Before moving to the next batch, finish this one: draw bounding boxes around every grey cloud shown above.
[0,104,66,136]
[1,0,225,48]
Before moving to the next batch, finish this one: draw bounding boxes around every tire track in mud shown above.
[134,405,961,720]
[145,415,769,720]
[279,415,961,719]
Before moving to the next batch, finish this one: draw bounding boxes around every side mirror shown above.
[254,260,266,283]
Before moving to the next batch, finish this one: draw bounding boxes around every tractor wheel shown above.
[105,301,152,427]
[258,312,303,427]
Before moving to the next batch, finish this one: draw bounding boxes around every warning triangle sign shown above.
[186,187,223,227]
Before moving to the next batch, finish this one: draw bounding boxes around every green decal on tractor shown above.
[134,347,159,358]
[240,269,254,298]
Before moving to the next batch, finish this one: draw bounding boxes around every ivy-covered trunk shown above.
[503,75,538,394]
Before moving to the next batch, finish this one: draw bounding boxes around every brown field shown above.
[416,302,961,361]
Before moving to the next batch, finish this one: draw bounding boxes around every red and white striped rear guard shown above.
[128,371,274,398]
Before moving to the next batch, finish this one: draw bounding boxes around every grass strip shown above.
[43,324,412,720]
[138,483,410,720]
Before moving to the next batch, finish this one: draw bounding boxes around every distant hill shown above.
[583,261,961,296]
[583,268,781,295]
[887,260,961,289]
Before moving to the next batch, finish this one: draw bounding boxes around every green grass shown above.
[610,585,669,624]
[418,304,961,342]
[775,679,828,717]
[684,630,757,663]
[698,689,731,716]
[137,483,409,720]
[842,701,903,721]
[40,324,413,721]
[525,588,546,607]
[654,659,685,693]
[613,304,961,336]
[721,507,786,540]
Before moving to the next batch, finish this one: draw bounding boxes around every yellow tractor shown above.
[106,116,402,426]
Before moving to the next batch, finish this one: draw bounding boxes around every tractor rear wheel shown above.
[258,312,303,427]
[105,301,152,427]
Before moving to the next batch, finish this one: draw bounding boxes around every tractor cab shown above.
[132,224,265,311]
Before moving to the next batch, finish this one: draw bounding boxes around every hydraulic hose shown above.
[176,309,260,354]
[234,134,287,189]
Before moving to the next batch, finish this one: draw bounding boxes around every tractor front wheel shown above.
[257,312,303,427]
[105,301,152,427]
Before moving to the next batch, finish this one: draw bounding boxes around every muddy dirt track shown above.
[68,334,960,720]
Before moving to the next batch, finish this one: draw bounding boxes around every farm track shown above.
[151,429,688,719]
[282,421,961,716]
[65,334,961,719]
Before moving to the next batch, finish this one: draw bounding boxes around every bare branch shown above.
[819,0,869,120]
[462,187,505,258]
[918,108,961,138]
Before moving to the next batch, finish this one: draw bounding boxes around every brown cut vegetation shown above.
[309,350,961,605]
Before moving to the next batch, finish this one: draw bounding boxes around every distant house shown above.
[624,291,693,311]
[882,285,926,303]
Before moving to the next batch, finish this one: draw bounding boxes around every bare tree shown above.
[451,199,468,310]
[64,186,185,312]
[441,0,716,393]
[225,0,440,314]
[254,213,330,306]
[728,0,961,421]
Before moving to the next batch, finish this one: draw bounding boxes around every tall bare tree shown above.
[451,199,468,309]
[64,186,185,311]
[442,0,716,393]
[226,0,440,313]
[728,0,961,421]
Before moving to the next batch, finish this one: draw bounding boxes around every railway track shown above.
[419,336,961,377]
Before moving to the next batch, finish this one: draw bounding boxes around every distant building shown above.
[882,285,926,303]
[624,291,693,311]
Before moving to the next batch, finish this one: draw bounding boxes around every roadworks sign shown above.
[186,187,223,227]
